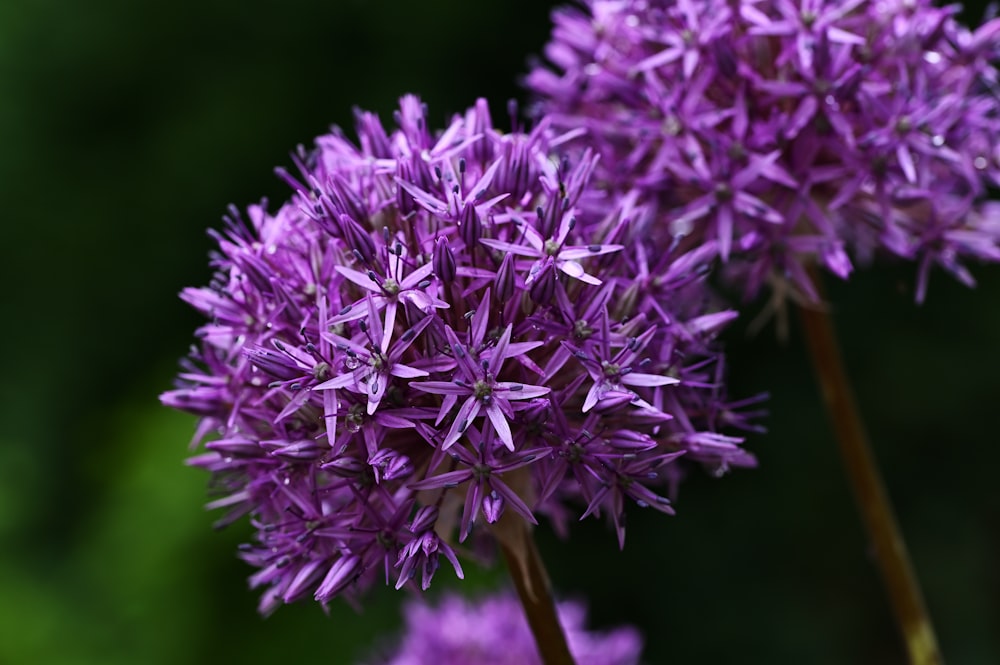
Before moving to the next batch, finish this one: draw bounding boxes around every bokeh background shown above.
[1,0,998,663]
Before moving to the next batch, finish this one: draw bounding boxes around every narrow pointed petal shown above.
[443,397,481,449]
[334,265,382,292]
[485,403,514,450]
[496,382,550,400]
[390,363,428,379]
[411,381,468,395]
[621,372,681,387]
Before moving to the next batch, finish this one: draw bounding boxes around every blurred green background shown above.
[1,0,997,663]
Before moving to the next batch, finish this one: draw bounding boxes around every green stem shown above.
[798,272,942,665]
[493,512,576,665]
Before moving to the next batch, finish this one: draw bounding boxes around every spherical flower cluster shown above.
[162,95,758,613]
[363,592,643,665]
[526,0,1000,301]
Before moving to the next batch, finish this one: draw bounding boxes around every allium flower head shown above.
[162,95,757,613]
[366,592,643,665]
[527,0,1000,300]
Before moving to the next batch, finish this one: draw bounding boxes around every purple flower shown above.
[365,592,643,665]
[162,95,757,613]
[412,320,550,451]
[480,214,624,286]
[565,312,681,413]
[317,295,432,417]
[527,0,1000,301]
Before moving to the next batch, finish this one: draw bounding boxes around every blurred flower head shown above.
[161,95,758,613]
[527,0,1000,301]
[365,592,643,665]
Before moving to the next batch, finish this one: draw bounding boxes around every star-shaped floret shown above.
[316,295,431,415]
[328,237,448,349]
[412,323,548,450]
[568,311,680,413]
[408,426,542,541]
[480,213,623,286]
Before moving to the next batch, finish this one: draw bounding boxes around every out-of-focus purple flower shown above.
[161,95,758,613]
[363,592,643,665]
[527,0,1000,301]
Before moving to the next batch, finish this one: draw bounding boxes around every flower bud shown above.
[433,237,457,282]
[528,263,557,305]
[494,252,516,302]
[459,203,480,247]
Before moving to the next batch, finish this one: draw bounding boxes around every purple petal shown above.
[558,259,601,285]
[559,244,623,260]
[488,324,513,376]
[411,381,468,395]
[381,300,398,351]
[621,372,681,388]
[443,397,482,449]
[335,265,381,293]
[315,555,361,601]
[582,381,603,413]
[480,238,542,258]
[486,403,514,450]
[399,260,435,290]
[367,373,389,415]
[314,372,359,391]
[408,469,473,491]
[489,476,537,525]
[496,382,550,400]
[390,363,428,379]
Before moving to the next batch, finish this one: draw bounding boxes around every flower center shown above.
[473,380,493,401]
[544,239,561,256]
[661,115,681,136]
[347,404,366,432]
[376,531,396,548]
[714,182,734,202]
[382,278,400,296]
[566,443,584,463]
[313,361,330,381]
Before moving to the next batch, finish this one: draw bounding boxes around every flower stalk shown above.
[493,512,576,665]
[799,269,941,665]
